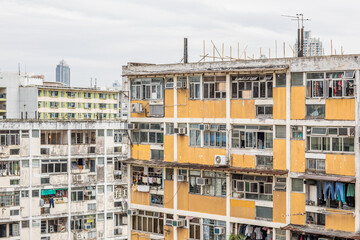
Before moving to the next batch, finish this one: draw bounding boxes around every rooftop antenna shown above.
[18,63,20,75]
[281,14,311,57]
[184,38,188,63]
[95,78,97,89]
[90,78,93,88]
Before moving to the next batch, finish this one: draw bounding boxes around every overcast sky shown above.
[1,0,360,87]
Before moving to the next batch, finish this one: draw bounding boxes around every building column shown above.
[67,128,72,240]
[127,163,132,240]
[354,69,360,232]
[285,71,291,240]
[29,126,33,240]
[225,73,231,238]
[173,168,178,240]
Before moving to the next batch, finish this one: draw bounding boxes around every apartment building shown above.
[0,120,129,240]
[0,72,121,120]
[123,55,360,240]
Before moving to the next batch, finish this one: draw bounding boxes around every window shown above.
[131,78,164,100]
[189,218,201,240]
[84,92,92,98]
[71,215,96,230]
[306,212,325,226]
[232,74,273,99]
[204,125,226,148]
[256,206,273,220]
[22,160,29,168]
[114,130,123,143]
[256,105,273,117]
[41,131,67,145]
[306,104,325,119]
[291,126,303,139]
[151,150,164,161]
[306,71,355,98]
[32,159,40,168]
[0,130,20,146]
[189,171,226,197]
[232,125,273,149]
[232,174,273,201]
[41,159,67,173]
[0,191,20,206]
[189,76,201,99]
[107,185,113,192]
[10,209,19,216]
[49,91,58,97]
[189,124,201,146]
[306,159,325,172]
[107,129,113,137]
[203,76,226,99]
[67,91,76,97]
[49,101,59,108]
[97,186,104,194]
[21,190,29,198]
[10,179,19,185]
[10,149,20,155]
[276,73,286,87]
[256,156,273,169]
[71,187,96,201]
[0,161,20,176]
[203,218,226,240]
[306,127,354,153]
[67,102,75,108]
[291,72,303,86]
[22,221,29,228]
[165,168,173,180]
[132,123,164,144]
[32,130,39,138]
[276,126,286,139]
[292,178,303,192]
[165,77,174,89]
[32,190,39,197]
[132,211,164,234]
[165,123,174,135]
[88,203,96,211]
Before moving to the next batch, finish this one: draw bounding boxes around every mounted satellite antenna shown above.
[281,14,311,57]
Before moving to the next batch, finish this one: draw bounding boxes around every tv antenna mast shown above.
[281,14,311,57]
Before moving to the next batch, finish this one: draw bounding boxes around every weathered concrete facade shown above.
[0,120,129,240]
[123,55,360,240]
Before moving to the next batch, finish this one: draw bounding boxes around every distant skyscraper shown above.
[295,31,323,57]
[56,60,70,86]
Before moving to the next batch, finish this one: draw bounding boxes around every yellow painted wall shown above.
[290,192,305,225]
[165,89,174,118]
[130,100,149,118]
[230,199,255,219]
[290,86,305,120]
[273,139,286,170]
[325,99,355,120]
[273,87,286,120]
[131,144,151,160]
[131,231,150,240]
[164,180,174,209]
[326,154,355,176]
[164,135,174,162]
[177,89,226,118]
[290,140,305,173]
[165,226,174,240]
[230,100,256,119]
[273,191,286,223]
[231,154,255,168]
[177,136,226,165]
[131,191,150,206]
[325,209,355,232]
[177,182,189,211]
[177,183,226,215]
[177,228,189,240]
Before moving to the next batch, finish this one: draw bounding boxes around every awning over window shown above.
[282,224,360,239]
[298,174,355,183]
[41,188,68,195]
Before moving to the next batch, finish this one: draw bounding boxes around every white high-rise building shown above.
[295,30,323,57]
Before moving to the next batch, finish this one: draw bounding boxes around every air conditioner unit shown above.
[113,170,122,176]
[84,224,91,230]
[177,175,187,182]
[153,212,160,217]
[199,124,210,131]
[77,175,84,182]
[214,155,228,166]
[49,225,54,233]
[274,177,286,191]
[196,177,209,186]
[131,103,143,113]
[214,227,225,235]
[174,127,186,135]
[75,233,85,240]
[172,219,186,228]
[127,209,139,215]
[165,219,173,226]
[176,81,187,89]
